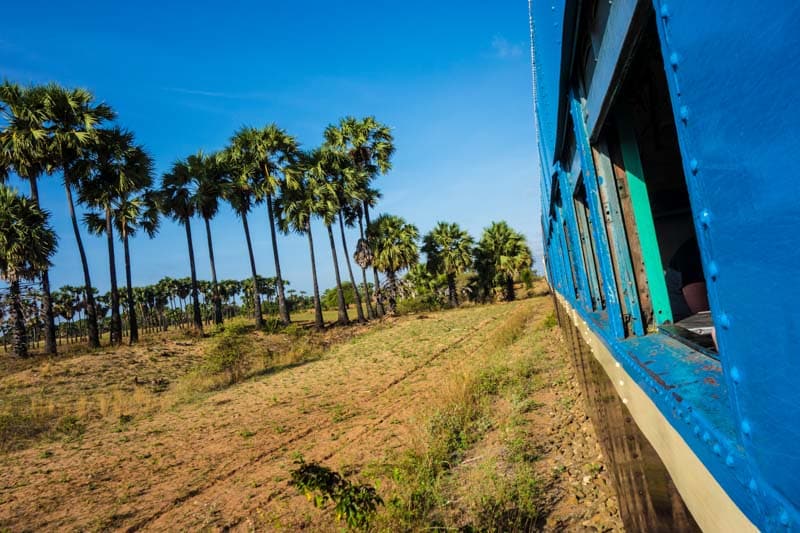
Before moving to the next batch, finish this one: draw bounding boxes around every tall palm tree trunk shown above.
[386,270,398,315]
[447,273,458,307]
[122,231,138,344]
[505,275,516,302]
[203,217,223,325]
[339,211,365,323]
[306,224,324,330]
[241,213,263,328]
[357,214,375,319]
[326,223,349,325]
[183,220,204,333]
[363,202,384,317]
[9,278,28,358]
[105,206,123,345]
[26,177,56,355]
[65,182,100,348]
[266,194,290,324]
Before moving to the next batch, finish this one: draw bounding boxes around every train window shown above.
[594,15,715,352]
[574,178,606,311]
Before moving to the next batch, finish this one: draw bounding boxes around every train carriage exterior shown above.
[532,0,800,530]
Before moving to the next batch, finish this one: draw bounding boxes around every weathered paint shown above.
[533,0,800,529]
[615,113,673,326]
[571,94,626,338]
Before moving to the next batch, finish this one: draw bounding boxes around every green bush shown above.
[291,457,383,530]
[396,297,443,315]
[205,322,251,384]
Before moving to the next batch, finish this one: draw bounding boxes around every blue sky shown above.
[1,1,542,295]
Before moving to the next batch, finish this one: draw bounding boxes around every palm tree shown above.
[219,150,264,328]
[352,186,381,319]
[0,185,57,357]
[368,214,419,315]
[326,148,368,323]
[324,116,395,317]
[422,222,475,307]
[475,221,533,302]
[307,149,350,324]
[228,125,298,325]
[187,151,227,325]
[44,84,115,349]
[274,156,327,330]
[110,190,159,343]
[80,128,153,345]
[160,160,203,334]
[0,82,58,354]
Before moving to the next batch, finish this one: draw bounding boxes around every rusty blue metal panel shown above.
[556,164,593,309]
[651,0,800,528]
[536,0,800,528]
[570,94,626,339]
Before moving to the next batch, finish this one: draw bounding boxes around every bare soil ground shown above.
[0,293,622,531]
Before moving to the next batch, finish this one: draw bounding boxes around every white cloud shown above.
[491,35,523,59]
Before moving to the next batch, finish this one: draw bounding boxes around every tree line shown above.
[0,81,533,358]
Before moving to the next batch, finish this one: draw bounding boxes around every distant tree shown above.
[219,149,265,328]
[0,82,57,354]
[187,151,228,326]
[0,185,57,357]
[227,125,298,325]
[422,222,475,307]
[160,160,204,334]
[475,221,533,301]
[109,190,159,343]
[368,214,419,315]
[81,127,153,344]
[45,84,115,349]
[274,154,333,330]
[307,149,350,325]
[325,117,394,317]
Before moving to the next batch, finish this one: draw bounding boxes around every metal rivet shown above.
[702,431,710,443]
[676,408,682,417]
[713,444,721,455]
[718,314,731,330]
[725,454,734,467]
[693,425,701,436]
[741,419,752,436]
[684,415,691,424]
[779,510,790,526]
[669,52,680,70]
[730,366,741,384]
[699,209,712,228]
[707,261,719,280]
[680,105,690,123]
[660,4,670,19]
[748,478,757,492]
[689,158,699,174]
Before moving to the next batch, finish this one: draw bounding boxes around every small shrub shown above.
[283,323,305,338]
[54,415,85,439]
[396,297,443,315]
[290,457,383,530]
[541,311,558,329]
[204,322,252,385]
[262,316,283,334]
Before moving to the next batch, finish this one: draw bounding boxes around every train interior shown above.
[601,16,716,354]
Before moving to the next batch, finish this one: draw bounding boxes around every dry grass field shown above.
[0,288,621,531]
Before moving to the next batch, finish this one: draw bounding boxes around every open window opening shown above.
[574,178,606,311]
[596,14,715,354]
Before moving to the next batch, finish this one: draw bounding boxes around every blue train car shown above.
[532,1,800,530]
